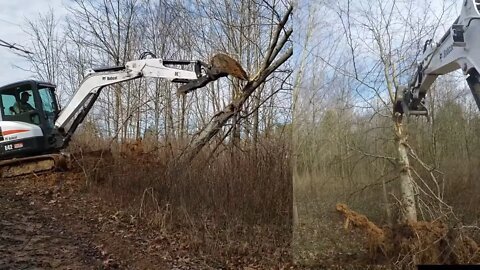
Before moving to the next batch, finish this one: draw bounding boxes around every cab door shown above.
[36,85,59,130]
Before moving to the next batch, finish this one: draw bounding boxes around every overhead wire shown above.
[0,38,32,55]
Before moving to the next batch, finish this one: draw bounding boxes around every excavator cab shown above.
[0,80,60,159]
[0,54,247,177]
[0,80,59,130]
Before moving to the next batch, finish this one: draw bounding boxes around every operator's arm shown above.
[12,102,20,114]
[12,100,35,114]
[26,103,35,111]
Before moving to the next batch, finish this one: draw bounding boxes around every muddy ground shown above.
[0,172,232,269]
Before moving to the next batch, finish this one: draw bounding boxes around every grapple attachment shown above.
[394,86,428,117]
[209,53,249,80]
[177,53,248,95]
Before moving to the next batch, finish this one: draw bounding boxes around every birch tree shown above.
[330,0,458,222]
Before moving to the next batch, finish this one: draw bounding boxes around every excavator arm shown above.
[0,53,247,178]
[53,54,246,148]
[394,0,480,116]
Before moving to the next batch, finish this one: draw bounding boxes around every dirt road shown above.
[0,174,203,269]
[0,184,103,268]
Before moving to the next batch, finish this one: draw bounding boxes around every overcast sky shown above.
[0,0,464,88]
[0,0,67,86]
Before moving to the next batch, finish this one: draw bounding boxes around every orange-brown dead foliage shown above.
[336,203,480,265]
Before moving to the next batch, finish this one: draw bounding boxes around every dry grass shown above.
[292,170,480,268]
[335,203,480,268]
[67,133,293,268]
[66,122,480,268]
[292,167,480,268]
[292,172,370,267]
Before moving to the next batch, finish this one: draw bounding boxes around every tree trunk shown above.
[135,83,141,140]
[231,80,242,147]
[252,85,262,148]
[394,115,417,223]
[180,94,186,140]
[381,172,393,226]
[154,80,161,141]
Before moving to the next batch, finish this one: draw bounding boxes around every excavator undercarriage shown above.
[0,153,70,178]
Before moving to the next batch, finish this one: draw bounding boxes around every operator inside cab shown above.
[13,92,35,114]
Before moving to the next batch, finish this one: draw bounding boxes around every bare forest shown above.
[294,0,480,268]
[2,0,293,268]
[1,0,480,269]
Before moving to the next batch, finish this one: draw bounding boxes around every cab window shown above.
[0,86,39,124]
[1,93,17,116]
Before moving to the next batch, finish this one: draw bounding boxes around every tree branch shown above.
[174,6,293,167]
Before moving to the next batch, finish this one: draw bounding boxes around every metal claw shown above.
[177,53,248,95]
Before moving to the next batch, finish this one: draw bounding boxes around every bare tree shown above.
[176,4,293,166]
[292,0,459,227]
[67,0,139,139]
[22,9,65,85]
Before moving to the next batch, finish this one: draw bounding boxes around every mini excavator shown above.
[394,0,480,116]
[0,53,247,177]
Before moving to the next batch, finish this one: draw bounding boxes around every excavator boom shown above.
[394,0,480,116]
[0,53,246,178]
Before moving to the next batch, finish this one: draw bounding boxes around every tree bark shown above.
[394,114,417,223]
